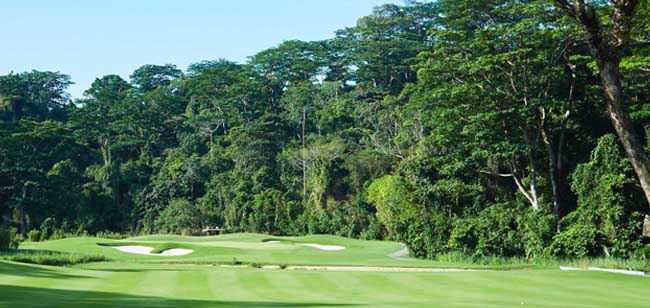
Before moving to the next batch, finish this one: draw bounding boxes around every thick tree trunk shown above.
[599,60,650,205]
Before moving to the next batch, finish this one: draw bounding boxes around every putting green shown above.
[1,233,649,307]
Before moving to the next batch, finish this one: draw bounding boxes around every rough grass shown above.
[0,249,109,266]
[435,252,650,272]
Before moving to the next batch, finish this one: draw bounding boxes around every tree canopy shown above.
[1,0,649,259]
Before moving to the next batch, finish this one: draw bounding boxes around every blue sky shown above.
[0,0,399,98]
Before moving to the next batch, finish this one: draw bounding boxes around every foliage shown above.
[0,250,109,266]
[0,0,649,262]
[548,135,646,258]
[27,230,42,242]
[0,227,16,249]
[155,199,202,235]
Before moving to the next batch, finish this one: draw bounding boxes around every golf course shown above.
[3,0,650,307]
[0,233,648,308]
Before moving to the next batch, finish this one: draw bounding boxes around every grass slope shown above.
[1,260,649,308]
[19,233,452,267]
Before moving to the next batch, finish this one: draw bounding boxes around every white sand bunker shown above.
[300,243,345,251]
[111,245,193,256]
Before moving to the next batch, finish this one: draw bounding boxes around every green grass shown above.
[1,260,649,307]
[19,233,456,268]
[2,233,649,307]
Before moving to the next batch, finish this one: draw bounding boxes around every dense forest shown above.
[2,0,650,260]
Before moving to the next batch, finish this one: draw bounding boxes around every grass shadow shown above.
[0,285,360,307]
[0,260,90,279]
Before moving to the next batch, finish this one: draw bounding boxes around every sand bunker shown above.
[111,245,193,256]
[300,243,345,251]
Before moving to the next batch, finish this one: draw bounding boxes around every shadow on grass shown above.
[0,260,90,279]
[89,267,198,273]
[0,285,360,307]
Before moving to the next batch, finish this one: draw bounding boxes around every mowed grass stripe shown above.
[284,270,346,303]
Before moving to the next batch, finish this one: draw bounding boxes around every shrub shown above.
[28,230,42,242]
[555,134,647,258]
[406,212,450,259]
[367,175,420,240]
[12,233,24,249]
[545,224,600,258]
[448,202,525,258]
[40,217,57,240]
[0,227,13,249]
[95,231,127,239]
[155,199,202,234]
[0,250,109,266]
[49,229,66,240]
[632,245,650,261]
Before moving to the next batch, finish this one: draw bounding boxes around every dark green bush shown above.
[0,250,109,266]
[0,227,12,249]
[551,135,647,258]
[95,231,127,239]
[28,230,42,242]
[448,202,525,257]
[545,224,601,258]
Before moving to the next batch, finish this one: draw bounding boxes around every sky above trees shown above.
[0,0,398,98]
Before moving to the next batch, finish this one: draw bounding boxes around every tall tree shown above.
[554,0,650,206]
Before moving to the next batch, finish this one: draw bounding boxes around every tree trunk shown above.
[554,0,649,206]
[302,107,307,201]
[599,59,650,205]
[19,183,28,236]
[543,131,562,232]
[541,110,569,233]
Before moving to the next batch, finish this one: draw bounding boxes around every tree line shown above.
[1,0,650,259]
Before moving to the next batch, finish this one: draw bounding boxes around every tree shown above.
[0,71,72,122]
[131,64,183,92]
[554,0,650,207]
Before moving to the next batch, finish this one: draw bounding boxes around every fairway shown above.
[2,234,649,307]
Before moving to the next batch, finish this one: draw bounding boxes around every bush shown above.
[0,227,12,249]
[0,250,109,266]
[405,212,450,259]
[545,224,600,258]
[557,134,647,258]
[95,231,127,239]
[28,230,42,242]
[448,202,525,258]
[632,245,650,261]
[12,233,24,249]
[40,217,57,240]
[155,199,202,234]
[49,229,67,240]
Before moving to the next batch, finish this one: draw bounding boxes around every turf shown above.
[1,233,649,307]
[1,260,649,307]
[18,233,454,267]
